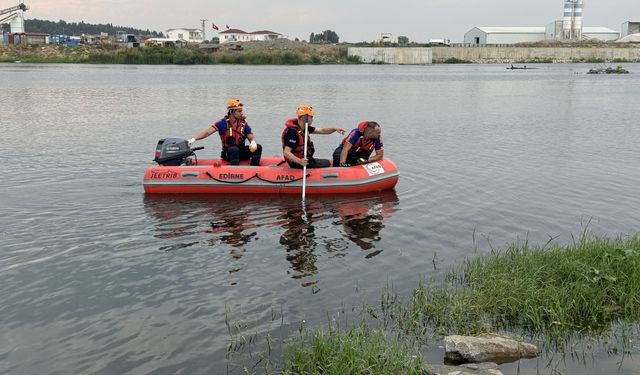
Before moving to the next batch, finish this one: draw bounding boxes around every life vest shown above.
[342,121,377,157]
[216,116,247,150]
[281,118,315,159]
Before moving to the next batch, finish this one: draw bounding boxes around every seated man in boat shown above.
[188,99,262,166]
[282,105,345,169]
[332,121,384,167]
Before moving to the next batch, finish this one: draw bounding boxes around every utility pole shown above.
[200,18,207,42]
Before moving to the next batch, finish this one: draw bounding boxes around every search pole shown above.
[302,115,309,201]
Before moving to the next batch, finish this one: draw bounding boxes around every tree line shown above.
[309,30,339,44]
[11,19,164,37]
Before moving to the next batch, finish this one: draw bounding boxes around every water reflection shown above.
[279,201,320,280]
[143,190,399,280]
[337,191,398,254]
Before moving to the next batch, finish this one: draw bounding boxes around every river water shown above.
[2,63,640,374]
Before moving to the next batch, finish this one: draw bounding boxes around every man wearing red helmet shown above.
[188,99,262,166]
[332,121,384,167]
[281,105,345,169]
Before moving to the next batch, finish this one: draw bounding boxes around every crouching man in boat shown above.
[188,99,262,166]
[332,121,383,167]
[282,105,345,169]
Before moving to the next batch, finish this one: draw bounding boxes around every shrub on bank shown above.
[441,57,471,64]
[86,47,213,64]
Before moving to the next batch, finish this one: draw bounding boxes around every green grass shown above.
[223,233,640,372]
[380,234,640,350]
[282,321,425,375]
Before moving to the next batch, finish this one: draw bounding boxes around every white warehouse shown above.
[464,25,619,45]
[464,27,545,45]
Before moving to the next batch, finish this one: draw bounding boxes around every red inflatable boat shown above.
[143,138,399,195]
[144,157,399,194]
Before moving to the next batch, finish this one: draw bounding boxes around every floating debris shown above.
[587,65,630,74]
[506,64,537,70]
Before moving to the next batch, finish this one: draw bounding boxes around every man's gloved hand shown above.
[187,138,196,146]
[339,163,351,167]
[356,158,368,165]
[249,140,258,152]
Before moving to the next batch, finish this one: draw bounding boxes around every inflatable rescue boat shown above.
[143,138,399,195]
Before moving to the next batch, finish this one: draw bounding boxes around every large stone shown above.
[444,333,539,364]
[427,362,504,375]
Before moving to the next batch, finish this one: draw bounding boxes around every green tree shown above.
[309,30,339,44]
[23,18,163,37]
[398,36,409,45]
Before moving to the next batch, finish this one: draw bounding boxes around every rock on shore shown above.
[445,333,539,364]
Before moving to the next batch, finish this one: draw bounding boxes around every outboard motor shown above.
[154,138,191,166]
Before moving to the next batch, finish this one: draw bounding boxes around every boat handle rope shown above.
[205,171,310,184]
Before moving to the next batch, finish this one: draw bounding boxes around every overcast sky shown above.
[23,0,640,42]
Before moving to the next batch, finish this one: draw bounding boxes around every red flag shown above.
[212,23,219,30]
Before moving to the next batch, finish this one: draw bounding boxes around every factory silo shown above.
[562,0,584,40]
[572,0,583,40]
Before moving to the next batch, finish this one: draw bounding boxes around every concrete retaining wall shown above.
[348,47,432,65]
[348,46,640,64]
[433,46,640,63]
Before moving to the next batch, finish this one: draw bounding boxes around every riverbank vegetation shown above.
[0,43,360,65]
[381,233,640,350]
[248,232,640,372]
[282,322,424,375]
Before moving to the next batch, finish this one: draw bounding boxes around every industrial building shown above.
[463,0,620,45]
[622,21,640,37]
[464,26,618,45]
[1,2,27,34]
[464,27,545,45]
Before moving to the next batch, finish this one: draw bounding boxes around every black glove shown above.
[339,163,351,167]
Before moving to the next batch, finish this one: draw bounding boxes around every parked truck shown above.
[428,38,451,46]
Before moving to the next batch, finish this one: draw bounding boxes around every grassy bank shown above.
[282,322,424,375]
[263,233,640,372]
[380,233,640,350]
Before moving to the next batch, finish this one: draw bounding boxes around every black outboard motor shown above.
[154,138,191,166]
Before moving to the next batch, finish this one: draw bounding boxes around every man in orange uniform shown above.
[188,99,262,165]
[332,121,383,167]
[281,105,345,169]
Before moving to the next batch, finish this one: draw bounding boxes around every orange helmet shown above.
[296,104,314,118]
[227,99,243,111]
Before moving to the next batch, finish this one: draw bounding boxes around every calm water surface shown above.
[2,63,640,374]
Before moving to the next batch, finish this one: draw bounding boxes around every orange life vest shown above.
[281,118,315,159]
[342,121,377,156]
[215,116,247,150]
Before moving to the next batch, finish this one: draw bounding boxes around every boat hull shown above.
[143,157,399,195]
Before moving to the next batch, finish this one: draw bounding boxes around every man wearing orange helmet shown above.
[188,99,262,166]
[281,105,345,169]
[332,121,384,167]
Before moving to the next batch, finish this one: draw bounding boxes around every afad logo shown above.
[363,162,384,176]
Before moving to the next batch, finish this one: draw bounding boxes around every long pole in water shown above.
[302,115,309,201]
